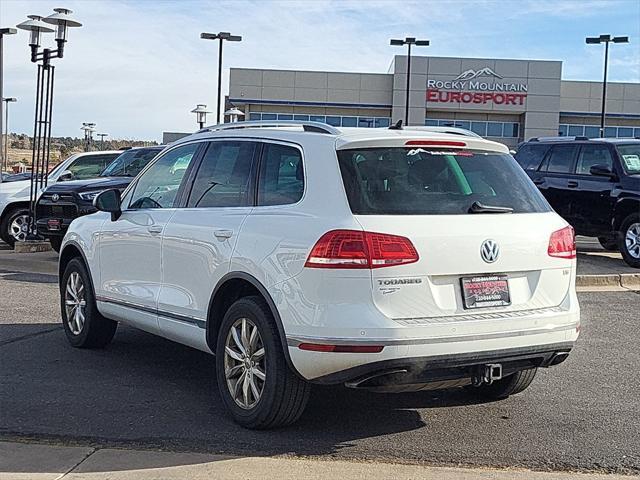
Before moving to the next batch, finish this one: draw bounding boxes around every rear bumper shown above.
[308,342,574,386]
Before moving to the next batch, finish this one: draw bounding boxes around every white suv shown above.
[58,122,580,429]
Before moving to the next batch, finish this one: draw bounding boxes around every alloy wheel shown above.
[224,317,266,409]
[625,223,640,259]
[65,272,86,335]
[9,214,30,243]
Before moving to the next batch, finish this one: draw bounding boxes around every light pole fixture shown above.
[191,104,212,129]
[586,34,629,137]
[200,31,242,124]
[97,133,108,150]
[390,36,429,126]
[16,8,81,240]
[81,122,96,151]
[0,27,18,182]
[2,97,17,175]
[224,107,245,123]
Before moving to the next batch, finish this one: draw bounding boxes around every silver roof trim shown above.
[198,120,341,135]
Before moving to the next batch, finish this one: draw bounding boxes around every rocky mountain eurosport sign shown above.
[427,67,528,106]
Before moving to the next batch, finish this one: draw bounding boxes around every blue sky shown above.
[2,0,639,141]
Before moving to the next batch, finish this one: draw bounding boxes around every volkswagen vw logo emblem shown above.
[480,239,499,263]
[51,194,60,202]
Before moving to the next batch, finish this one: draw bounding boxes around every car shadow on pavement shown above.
[0,322,492,466]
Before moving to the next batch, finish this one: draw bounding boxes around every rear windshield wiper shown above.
[468,201,514,214]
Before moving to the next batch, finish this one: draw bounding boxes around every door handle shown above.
[567,181,579,188]
[148,225,163,234]
[533,179,545,185]
[214,229,233,239]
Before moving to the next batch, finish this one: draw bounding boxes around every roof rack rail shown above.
[198,120,341,135]
[530,136,589,142]
[403,126,482,138]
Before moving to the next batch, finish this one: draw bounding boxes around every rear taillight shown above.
[548,226,576,259]
[304,229,419,269]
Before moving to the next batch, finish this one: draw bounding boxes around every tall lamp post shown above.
[81,122,96,151]
[16,8,81,241]
[586,34,629,138]
[200,32,242,124]
[0,27,18,181]
[97,133,108,150]
[2,97,17,174]
[390,37,429,126]
[191,104,212,129]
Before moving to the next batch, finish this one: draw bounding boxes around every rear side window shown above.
[575,145,613,175]
[257,143,304,206]
[337,148,550,215]
[188,141,257,208]
[546,145,577,173]
[514,144,550,170]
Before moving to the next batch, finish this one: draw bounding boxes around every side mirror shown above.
[589,164,616,179]
[93,189,122,221]
[57,170,74,182]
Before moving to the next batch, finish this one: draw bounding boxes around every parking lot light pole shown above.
[16,8,81,240]
[191,104,212,129]
[200,32,242,124]
[390,36,429,126]
[0,27,18,182]
[586,34,629,138]
[81,123,95,151]
[97,133,108,150]
[2,97,17,174]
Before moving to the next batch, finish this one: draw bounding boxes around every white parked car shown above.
[0,150,121,247]
[58,122,580,429]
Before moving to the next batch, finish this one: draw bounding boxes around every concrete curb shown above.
[13,240,52,254]
[576,273,640,290]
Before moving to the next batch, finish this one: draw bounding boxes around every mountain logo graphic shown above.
[453,67,504,81]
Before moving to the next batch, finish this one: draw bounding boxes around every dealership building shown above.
[227,55,640,147]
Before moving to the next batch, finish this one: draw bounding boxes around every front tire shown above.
[466,368,537,400]
[61,258,117,348]
[215,296,310,429]
[0,206,30,248]
[619,213,640,268]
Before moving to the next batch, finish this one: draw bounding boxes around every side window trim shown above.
[254,140,306,208]
[183,139,260,209]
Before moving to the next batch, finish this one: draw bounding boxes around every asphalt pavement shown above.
[0,251,639,475]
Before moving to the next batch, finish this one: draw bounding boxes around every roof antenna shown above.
[388,119,403,130]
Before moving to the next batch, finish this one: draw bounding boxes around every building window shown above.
[425,119,439,126]
[249,113,261,121]
[559,123,639,139]
[326,116,341,126]
[584,126,599,138]
[341,117,358,127]
[277,114,293,120]
[294,114,310,121]
[247,112,391,128]
[503,122,519,138]
[310,115,326,123]
[358,117,375,128]
[375,118,390,128]
[487,122,503,137]
[470,122,487,136]
[261,113,277,120]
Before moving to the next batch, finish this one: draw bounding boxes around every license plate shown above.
[461,275,510,309]
[47,219,61,231]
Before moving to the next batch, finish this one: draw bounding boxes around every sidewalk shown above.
[0,441,637,480]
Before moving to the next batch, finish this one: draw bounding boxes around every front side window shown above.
[337,147,550,215]
[546,145,577,173]
[575,145,613,175]
[68,154,119,180]
[188,141,257,208]
[258,143,304,206]
[129,143,198,209]
[101,148,161,177]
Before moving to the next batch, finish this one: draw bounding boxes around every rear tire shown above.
[0,206,30,248]
[467,368,537,400]
[61,258,117,348]
[215,296,310,429]
[619,213,640,268]
[598,236,618,251]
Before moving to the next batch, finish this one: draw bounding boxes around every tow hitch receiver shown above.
[472,363,503,386]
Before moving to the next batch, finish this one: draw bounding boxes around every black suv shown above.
[515,137,640,267]
[37,146,163,251]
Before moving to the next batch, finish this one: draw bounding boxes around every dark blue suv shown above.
[515,137,640,268]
